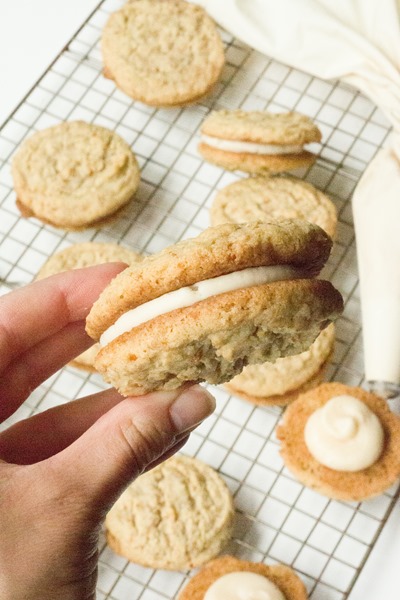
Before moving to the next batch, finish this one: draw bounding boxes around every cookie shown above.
[86,220,343,396]
[277,382,400,500]
[199,110,321,174]
[36,242,143,371]
[105,455,234,570]
[102,0,225,106]
[210,176,337,239]
[179,555,307,600]
[225,323,335,406]
[12,121,140,230]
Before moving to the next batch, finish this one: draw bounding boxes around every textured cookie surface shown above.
[105,455,234,570]
[102,0,225,106]
[94,279,342,396]
[12,121,140,230]
[226,323,335,406]
[210,176,337,239]
[201,110,321,144]
[36,242,142,370]
[277,382,400,500]
[86,220,333,339]
[179,555,307,600]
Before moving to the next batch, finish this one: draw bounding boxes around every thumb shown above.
[47,384,215,515]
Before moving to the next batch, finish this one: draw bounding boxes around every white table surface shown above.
[1,1,399,598]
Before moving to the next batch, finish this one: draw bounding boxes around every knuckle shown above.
[118,417,173,476]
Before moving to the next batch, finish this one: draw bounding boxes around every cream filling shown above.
[304,395,384,471]
[99,265,305,347]
[201,133,304,155]
[204,571,286,600]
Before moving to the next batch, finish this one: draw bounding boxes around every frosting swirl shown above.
[204,571,286,600]
[304,394,384,471]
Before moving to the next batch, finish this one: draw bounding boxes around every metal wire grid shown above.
[0,1,398,598]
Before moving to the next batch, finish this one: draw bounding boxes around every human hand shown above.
[0,264,216,600]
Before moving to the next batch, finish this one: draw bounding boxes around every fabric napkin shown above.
[195,0,400,390]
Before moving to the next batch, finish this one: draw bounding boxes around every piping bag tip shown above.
[366,380,400,401]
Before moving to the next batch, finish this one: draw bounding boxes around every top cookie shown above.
[86,219,332,339]
[12,121,140,230]
[210,176,337,239]
[201,110,321,145]
[102,0,225,106]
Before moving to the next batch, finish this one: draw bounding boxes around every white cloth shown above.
[196,0,400,388]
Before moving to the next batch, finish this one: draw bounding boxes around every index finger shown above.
[0,262,125,374]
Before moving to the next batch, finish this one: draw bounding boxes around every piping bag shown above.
[194,0,400,398]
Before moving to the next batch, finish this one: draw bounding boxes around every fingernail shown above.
[169,385,216,433]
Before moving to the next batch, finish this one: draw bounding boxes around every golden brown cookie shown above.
[12,121,140,230]
[179,556,307,600]
[102,0,225,106]
[225,323,335,406]
[36,242,142,371]
[199,110,321,174]
[86,220,342,396]
[277,382,400,500]
[210,176,337,239]
[105,455,234,570]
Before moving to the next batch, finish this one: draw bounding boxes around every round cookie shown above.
[86,220,343,396]
[199,110,321,174]
[277,382,400,501]
[12,121,140,230]
[102,0,225,106]
[225,323,335,406]
[210,176,337,239]
[105,455,234,570]
[179,556,307,600]
[36,242,143,371]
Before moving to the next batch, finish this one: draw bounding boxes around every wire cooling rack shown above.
[0,1,399,598]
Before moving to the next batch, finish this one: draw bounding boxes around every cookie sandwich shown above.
[277,382,400,500]
[106,455,234,570]
[12,121,140,230]
[225,323,335,406]
[102,0,225,106]
[199,110,321,174]
[86,220,343,396]
[210,175,337,239]
[36,242,143,371]
[179,555,307,600]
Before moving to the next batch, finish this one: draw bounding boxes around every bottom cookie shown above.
[198,143,317,175]
[277,382,400,500]
[179,555,307,600]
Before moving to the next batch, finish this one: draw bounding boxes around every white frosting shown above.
[304,394,384,471]
[204,572,286,600]
[201,134,303,155]
[99,265,304,347]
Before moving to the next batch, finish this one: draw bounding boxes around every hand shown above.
[0,264,215,600]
